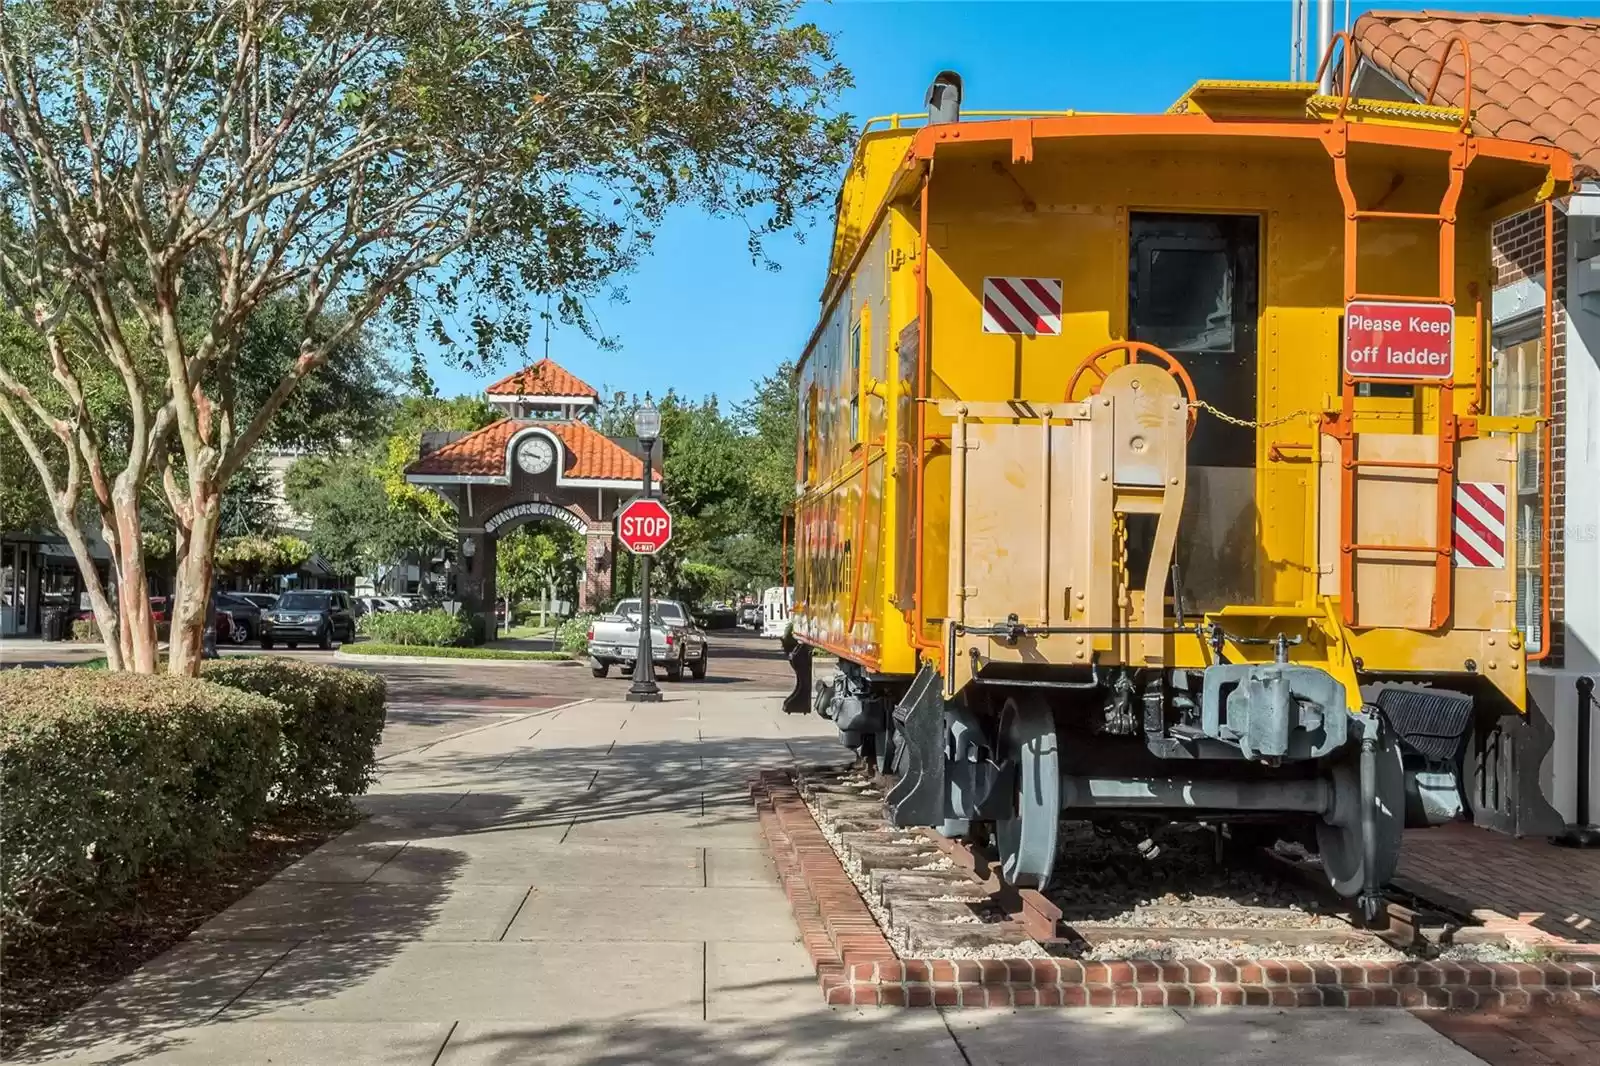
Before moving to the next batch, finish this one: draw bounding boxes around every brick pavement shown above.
[1398,824,1600,948]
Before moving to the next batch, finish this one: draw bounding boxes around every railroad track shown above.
[797,764,1557,963]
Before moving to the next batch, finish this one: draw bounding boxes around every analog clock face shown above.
[516,436,556,475]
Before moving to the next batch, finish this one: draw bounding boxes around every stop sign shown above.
[617,497,673,555]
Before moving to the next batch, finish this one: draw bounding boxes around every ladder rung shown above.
[1345,542,1450,555]
[1353,209,1448,222]
[1345,457,1450,472]
[1349,292,1451,305]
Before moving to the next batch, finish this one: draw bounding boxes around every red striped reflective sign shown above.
[981,276,1062,336]
[1453,482,1508,569]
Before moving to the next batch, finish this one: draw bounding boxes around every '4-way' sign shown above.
[617,497,673,555]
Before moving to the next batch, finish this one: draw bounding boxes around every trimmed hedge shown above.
[341,642,572,661]
[202,658,386,808]
[356,609,469,647]
[0,670,282,921]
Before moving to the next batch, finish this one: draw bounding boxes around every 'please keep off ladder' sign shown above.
[1343,301,1455,380]
[1344,300,1459,379]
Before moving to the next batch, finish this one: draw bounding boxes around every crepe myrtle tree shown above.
[0,0,851,674]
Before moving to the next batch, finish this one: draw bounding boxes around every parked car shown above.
[215,592,265,643]
[738,603,761,629]
[356,596,397,615]
[260,590,357,650]
[149,596,171,625]
[587,597,708,681]
[235,592,279,612]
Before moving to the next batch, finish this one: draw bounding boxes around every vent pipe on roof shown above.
[926,71,963,124]
[1289,0,1309,81]
[1316,0,1335,93]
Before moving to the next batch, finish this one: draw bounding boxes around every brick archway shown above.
[402,359,660,638]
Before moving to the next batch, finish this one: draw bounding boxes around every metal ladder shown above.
[1321,105,1475,630]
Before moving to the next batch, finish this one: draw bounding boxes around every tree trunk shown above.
[169,493,221,677]
[111,484,158,673]
[53,508,125,671]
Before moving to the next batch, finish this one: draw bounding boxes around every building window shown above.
[1490,323,1543,653]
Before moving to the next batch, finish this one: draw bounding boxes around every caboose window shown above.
[849,320,863,446]
[1137,246,1235,353]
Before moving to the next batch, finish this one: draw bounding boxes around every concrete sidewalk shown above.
[16,688,1487,1065]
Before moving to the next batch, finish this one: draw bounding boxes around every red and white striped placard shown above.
[1453,481,1508,569]
[982,276,1062,336]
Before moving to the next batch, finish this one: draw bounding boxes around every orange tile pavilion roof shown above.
[484,358,599,399]
[405,418,655,483]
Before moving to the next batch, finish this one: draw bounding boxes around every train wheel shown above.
[994,693,1060,890]
[1316,719,1404,902]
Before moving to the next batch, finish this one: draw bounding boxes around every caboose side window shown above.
[803,386,820,486]
[849,319,863,446]
[1491,325,1544,654]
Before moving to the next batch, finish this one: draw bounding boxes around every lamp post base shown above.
[1551,824,1600,849]
[626,683,663,703]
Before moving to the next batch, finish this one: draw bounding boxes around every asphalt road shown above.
[1,626,801,760]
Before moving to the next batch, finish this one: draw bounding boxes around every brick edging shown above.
[751,770,1600,1009]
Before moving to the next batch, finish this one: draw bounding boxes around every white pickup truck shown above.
[587,598,709,681]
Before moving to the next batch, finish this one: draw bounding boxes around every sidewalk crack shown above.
[497,887,534,941]
[429,1020,461,1066]
[209,939,302,1021]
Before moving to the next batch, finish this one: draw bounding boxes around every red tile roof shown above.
[484,358,599,399]
[405,418,656,483]
[1353,11,1600,179]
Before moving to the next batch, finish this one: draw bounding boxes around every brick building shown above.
[1349,11,1600,828]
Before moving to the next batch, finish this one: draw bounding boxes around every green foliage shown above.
[497,525,583,610]
[0,670,282,922]
[217,460,284,539]
[283,457,401,576]
[201,659,387,809]
[356,609,470,647]
[215,535,311,578]
[557,612,597,654]
[287,394,499,575]
[599,361,797,605]
[340,643,570,661]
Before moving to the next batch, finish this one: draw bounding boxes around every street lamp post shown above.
[626,404,663,703]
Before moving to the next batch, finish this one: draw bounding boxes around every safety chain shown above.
[1188,399,1321,430]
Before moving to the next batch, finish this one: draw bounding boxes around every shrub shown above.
[557,612,595,654]
[202,658,386,808]
[0,669,282,922]
[357,609,469,646]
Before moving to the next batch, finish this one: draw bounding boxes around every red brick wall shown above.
[1491,207,1568,666]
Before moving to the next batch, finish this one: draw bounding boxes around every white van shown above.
[760,586,793,637]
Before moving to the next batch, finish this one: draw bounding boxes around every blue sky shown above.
[419,0,1597,408]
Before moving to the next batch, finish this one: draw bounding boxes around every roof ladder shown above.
[1322,124,1475,631]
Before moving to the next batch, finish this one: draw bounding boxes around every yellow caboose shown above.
[784,42,1571,918]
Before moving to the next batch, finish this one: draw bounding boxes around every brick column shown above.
[457,529,496,641]
[580,528,612,613]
